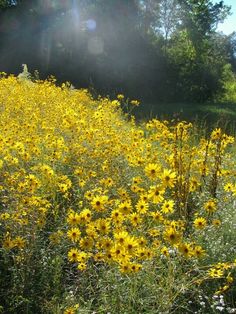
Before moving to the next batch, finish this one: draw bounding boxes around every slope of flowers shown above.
[0,73,235,313]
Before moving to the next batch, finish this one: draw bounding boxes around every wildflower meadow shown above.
[0,72,235,314]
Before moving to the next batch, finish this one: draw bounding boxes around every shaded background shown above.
[0,0,236,105]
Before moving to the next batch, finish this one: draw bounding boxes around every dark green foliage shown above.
[0,0,17,9]
[0,0,235,104]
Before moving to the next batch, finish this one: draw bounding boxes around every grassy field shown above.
[0,74,235,314]
[136,102,236,135]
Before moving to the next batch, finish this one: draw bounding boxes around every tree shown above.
[0,0,234,104]
[0,0,17,9]
[138,0,161,36]
[160,0,180,42]
[163,0,232,101]
[178,0,231,44]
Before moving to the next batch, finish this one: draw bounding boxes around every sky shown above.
[216,0,236,34]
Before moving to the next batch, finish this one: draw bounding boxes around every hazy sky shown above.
[217,0,236,34]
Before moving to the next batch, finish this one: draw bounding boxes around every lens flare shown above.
[86,19,96,31]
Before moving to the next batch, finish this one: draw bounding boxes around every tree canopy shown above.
[0,0,235,103]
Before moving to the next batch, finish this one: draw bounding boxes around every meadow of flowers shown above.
[0,72,235,314]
